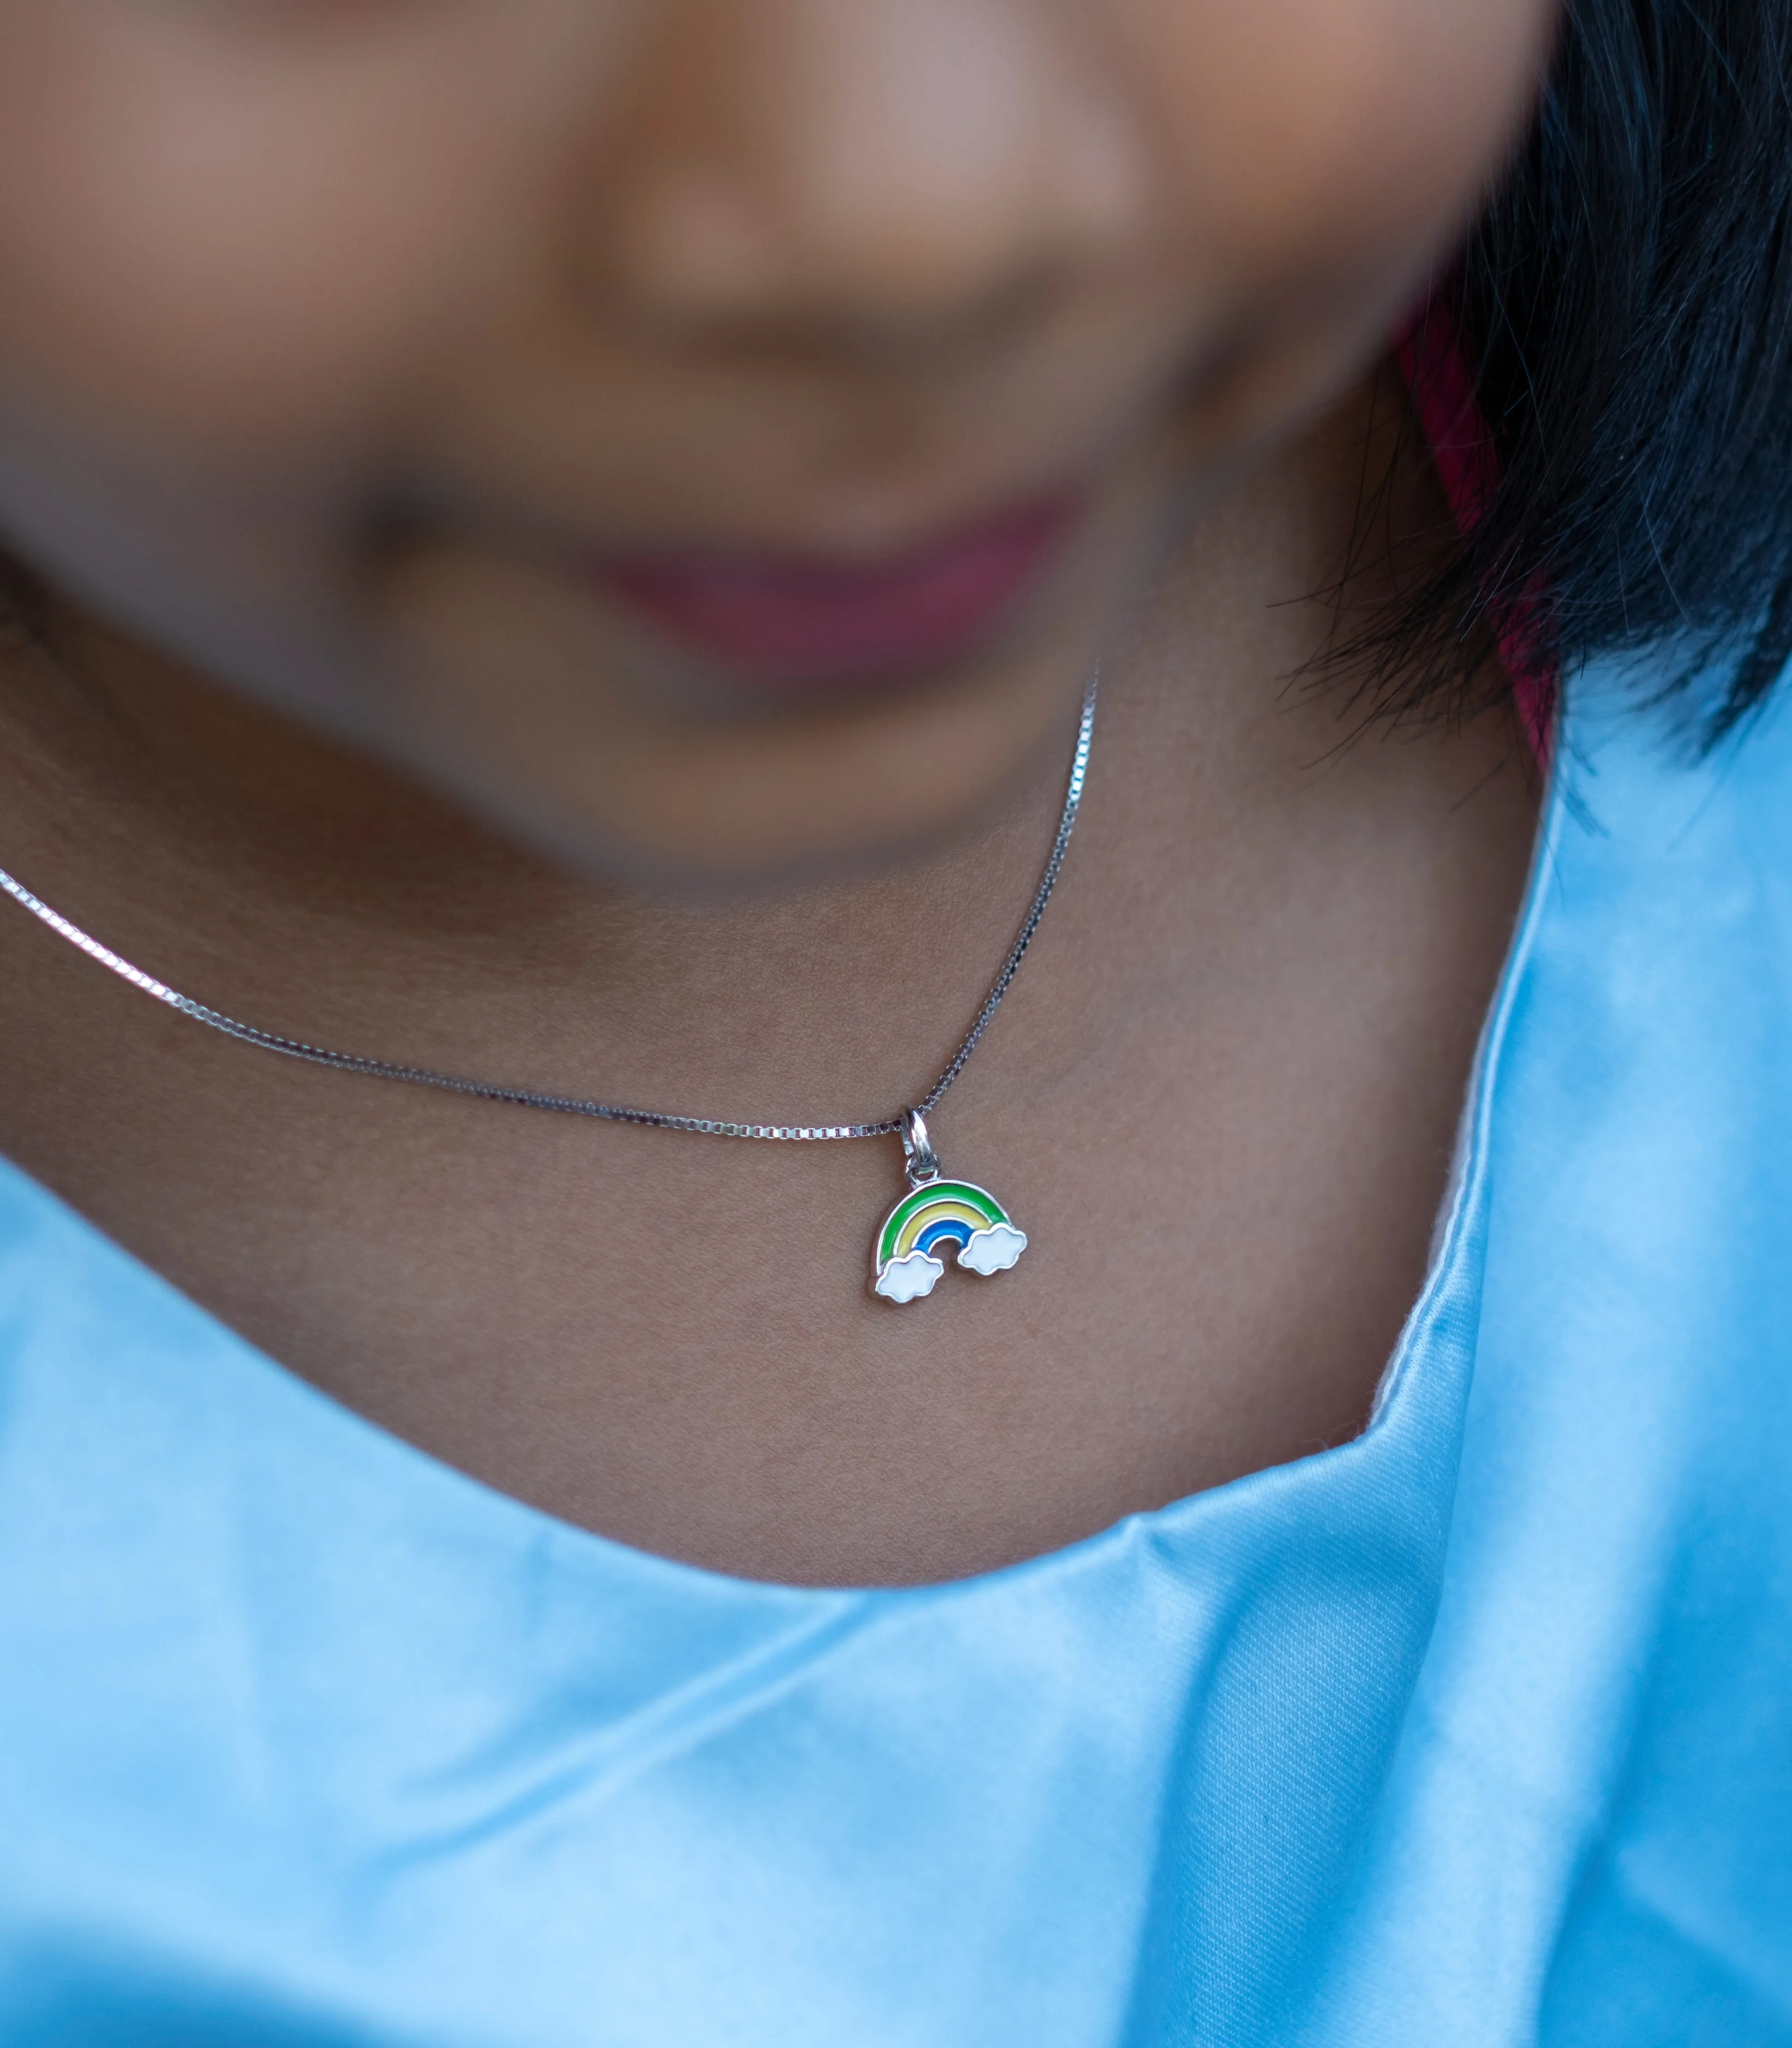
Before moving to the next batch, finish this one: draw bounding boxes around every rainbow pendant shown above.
[872,1110,1027,1304]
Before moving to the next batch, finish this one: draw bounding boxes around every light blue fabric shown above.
[1,676,1789,2047]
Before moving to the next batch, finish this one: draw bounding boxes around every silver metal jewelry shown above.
[0,674,1096,1303]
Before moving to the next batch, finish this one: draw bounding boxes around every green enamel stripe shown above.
[877,1180,1007,1266]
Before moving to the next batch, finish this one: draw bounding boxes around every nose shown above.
[583,0,1148,361]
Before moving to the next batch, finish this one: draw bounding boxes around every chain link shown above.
[0,674,1098,1143]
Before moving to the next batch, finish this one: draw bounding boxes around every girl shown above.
[0,1,1786,2041]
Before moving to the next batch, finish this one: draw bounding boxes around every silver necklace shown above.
[0,674,1097,1304]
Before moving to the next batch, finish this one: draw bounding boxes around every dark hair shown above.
[1392,0,1792,737]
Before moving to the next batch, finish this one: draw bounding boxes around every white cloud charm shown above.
[874,1249,946,1303]
[957,1221,1028,1276]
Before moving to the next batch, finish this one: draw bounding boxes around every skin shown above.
[0,0,1553,1585]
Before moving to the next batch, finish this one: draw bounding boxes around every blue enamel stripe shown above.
[917,1218,975,1256]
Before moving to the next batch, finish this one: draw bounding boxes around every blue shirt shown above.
[1,674,1789,2046]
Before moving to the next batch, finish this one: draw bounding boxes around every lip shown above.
[588,494,1084,686]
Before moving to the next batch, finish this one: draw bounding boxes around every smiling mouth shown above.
[586,493,1085,687]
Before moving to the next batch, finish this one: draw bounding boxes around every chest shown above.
[0,736,1534,1585]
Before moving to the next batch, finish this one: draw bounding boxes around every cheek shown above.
[0,6,613,462]
[1116,0,1555,284]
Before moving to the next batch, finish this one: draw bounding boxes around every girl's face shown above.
[0,0,1552,875]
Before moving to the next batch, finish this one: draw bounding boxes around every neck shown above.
[0,373,1475,1148]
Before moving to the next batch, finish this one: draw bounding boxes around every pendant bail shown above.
[900,1107,942,1187]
